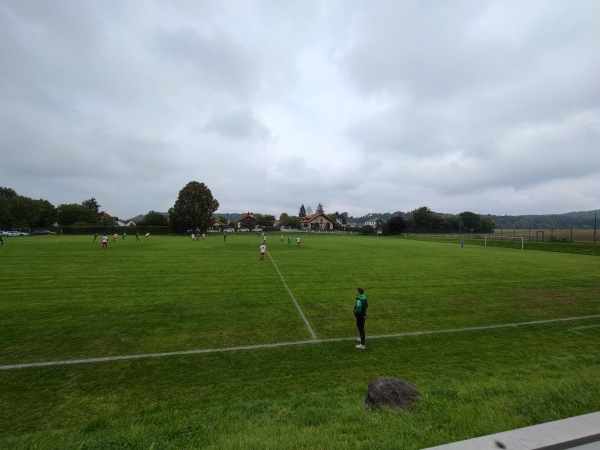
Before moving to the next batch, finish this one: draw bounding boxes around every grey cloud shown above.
[427,115,600,196]
[339,1,599,123]
[0,1,102,57]
[201,109,272,141]
[338,2,492,98]
[152,27,258,98]
[346,103,454,157]
[0,1,598,218]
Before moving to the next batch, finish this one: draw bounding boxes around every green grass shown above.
[407,233,600,255]
[1,233,599,449]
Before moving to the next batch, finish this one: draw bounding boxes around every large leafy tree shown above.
[458,211,482,232]
[0,198,10,228]
[411,206,435,229]
[143,210,169,226]
[457,211,495,232]
[0,188,56,229]
[0,187,19,228]
[255,214,275,228]
[169,181,219,232]
[444,215,461,232]
[284,216,301,229]
[10,196,32,227]
[100,213,116,227]
[82,198,101,214]
[57,204,97,226]
[384,215,408,235]
[0,187,18,199]
[279,212,301,229]
[480,217,495,232]
[28,199,56,228]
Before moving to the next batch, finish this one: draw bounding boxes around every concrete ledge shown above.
[423,411,600,450]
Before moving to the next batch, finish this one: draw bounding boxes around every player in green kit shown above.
[354,288,368,349]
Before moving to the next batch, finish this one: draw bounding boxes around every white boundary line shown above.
[267,250,317,340]
[2,314,599,371]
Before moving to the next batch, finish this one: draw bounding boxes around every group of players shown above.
[93,231,149,248]
[258,233,302,260]
[94,230,304,259]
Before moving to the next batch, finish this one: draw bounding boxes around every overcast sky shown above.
[1,1,599,219]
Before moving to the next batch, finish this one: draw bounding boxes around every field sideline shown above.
[1,233,599,449]
[3,314,599,371]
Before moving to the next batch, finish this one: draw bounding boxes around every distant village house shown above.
[301,213,336,231]
[236,212,257,230]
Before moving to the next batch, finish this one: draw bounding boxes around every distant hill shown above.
[128,212,168,222]
[214,213,242,223]
[343,210,600,228]
[483,210,600,229]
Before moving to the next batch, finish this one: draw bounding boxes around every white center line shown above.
[267,250,317,339]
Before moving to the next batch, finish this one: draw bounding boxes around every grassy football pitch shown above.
[1,233,599,449]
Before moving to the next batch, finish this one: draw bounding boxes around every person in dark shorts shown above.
[354,287,368,349]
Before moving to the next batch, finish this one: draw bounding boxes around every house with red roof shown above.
[300,213,336,231]
[236,212,257,230]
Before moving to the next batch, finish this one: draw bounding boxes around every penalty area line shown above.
[2,314,599,371]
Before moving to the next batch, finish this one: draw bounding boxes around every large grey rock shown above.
[365,376,420,411]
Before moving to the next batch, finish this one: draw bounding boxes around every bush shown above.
[358,225,376,235]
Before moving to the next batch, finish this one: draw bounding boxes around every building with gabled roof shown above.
[300,213,336,231]
[236,212,256,230]
[116,219,137,227]
[212,218,226,231]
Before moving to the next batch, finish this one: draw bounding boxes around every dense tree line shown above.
[0,187,57,229]
[2,184,597,233]
[1,186,152,230]
[485,212,599,229]
[405,207,495,233]
[347,209,599,231]
[347,207,493,236]
[138,211,169,226]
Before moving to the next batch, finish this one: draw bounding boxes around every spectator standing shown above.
[354,288,368,349]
